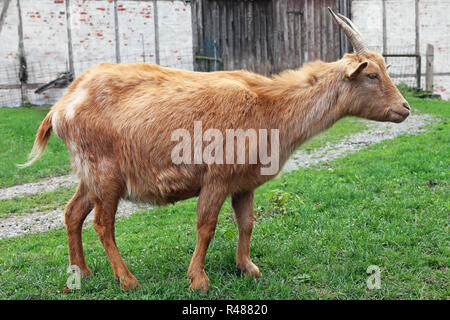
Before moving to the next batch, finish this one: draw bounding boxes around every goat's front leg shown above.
[188,184,227,293]
[232,191,261,278]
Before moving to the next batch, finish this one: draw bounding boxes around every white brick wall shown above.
[69,0,117,76]
[157,0,193,70]
[0,0,194,107]
[0,0,20,68]
[21,0,70,82]
[117,0,156,64]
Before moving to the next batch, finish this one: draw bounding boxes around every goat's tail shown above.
[18,111,53,168]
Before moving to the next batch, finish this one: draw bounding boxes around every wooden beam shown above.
[190,0,198,70]
[425,44,434,92]
[153,0,160,65]
[16,0,28,105]
[415,0,421,89]
[113,0,121,63]
[65,0,74,74]
[382,0,387,54]
[0,0,11,35]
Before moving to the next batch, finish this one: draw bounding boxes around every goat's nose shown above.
[403,102,411,110]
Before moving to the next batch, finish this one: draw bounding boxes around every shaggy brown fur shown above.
[22,51,409,292]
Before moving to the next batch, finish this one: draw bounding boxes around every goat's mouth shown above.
[389,108,410,123]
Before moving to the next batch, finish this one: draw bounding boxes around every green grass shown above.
[0,106,70,188]
[0,96,448,299]
[0,186,76,218]
[404,95,450,117]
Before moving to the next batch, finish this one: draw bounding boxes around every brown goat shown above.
[22,9,410,292]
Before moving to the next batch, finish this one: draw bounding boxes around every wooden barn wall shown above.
[192,0,352,75]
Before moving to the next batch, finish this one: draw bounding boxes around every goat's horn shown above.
[328,7,369,55]
[337,13,362,34]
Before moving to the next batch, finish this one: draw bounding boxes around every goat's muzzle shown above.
[388,103,410,123]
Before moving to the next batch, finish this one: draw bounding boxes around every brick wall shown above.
[0,0,193,107]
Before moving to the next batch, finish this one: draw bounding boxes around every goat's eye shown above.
[368,73,378,80]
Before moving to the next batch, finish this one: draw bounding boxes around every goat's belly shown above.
[122,169,203,206]
[123,186,201,206]
[145,188,201,205]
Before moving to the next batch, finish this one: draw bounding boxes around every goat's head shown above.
[329,8,410,123]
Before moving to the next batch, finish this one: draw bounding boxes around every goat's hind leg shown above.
[92,193,139,290]
[65,182,94,277]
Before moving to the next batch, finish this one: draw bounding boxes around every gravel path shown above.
[0,112,436,239]
[283,113,435,172]
[0,201,151,240]
[0,175,78,200]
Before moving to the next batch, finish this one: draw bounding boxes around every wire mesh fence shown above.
[372,45,421,90]
[0,62,21,86]
[26,62,69,85]
[0,89,22,108]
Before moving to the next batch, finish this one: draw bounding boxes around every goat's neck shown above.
[257,66,343,163]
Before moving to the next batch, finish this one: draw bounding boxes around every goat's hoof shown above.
[237,261,262,278]
[189,271,210,294]
[79,267,93,278]
[117,275,140,290]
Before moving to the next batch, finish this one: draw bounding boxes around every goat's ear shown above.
[346,62,368,80]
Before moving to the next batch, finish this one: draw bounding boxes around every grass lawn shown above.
[0,106,70,188]
[0,95,448,299]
